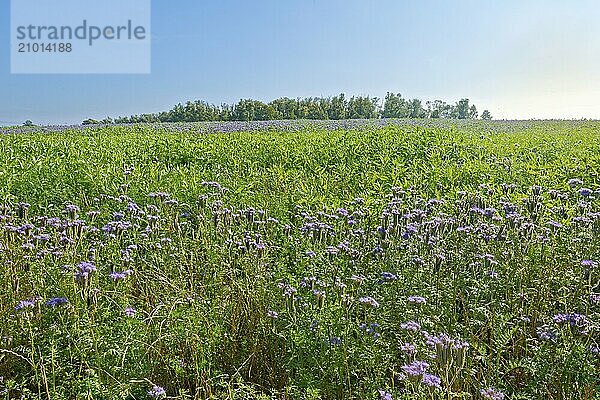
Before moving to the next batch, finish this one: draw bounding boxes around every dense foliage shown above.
[0,121,598,399]
[81,94,491,125]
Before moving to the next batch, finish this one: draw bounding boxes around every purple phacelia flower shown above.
[422,373,441,388]
[400,321,421,332]
[401,342,416,355]
[15,297,39,311]
[359,296,380,308]
[109,270,133,281]
[267,310,279,319]
[407,295,427,304]
[547,220,563,229]
[75,261,96,281]
[148,385,166,398]
[536,325,557,341]
[581,260,598,269]
[579,188,593,197]
[381,271,397,281]
[46,297,68,308]
[401,360,429,376]
[377,389,392,400]
[124,307,136,317]
[552,313,588,327]
[480,388,505,400]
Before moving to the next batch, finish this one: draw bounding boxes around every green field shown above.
[1,121,599,399]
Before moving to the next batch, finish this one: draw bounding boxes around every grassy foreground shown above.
[0,121,599,399]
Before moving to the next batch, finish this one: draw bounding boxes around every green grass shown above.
[0,121,599,399]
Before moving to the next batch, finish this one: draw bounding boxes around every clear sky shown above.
[2,0,600,125]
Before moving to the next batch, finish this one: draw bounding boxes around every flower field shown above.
[0,120,599,399]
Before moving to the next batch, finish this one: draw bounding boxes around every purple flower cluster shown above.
[400,321,421,332]
[359,296,380,308]
[552,313,588,328]
[148,385,166,398]
[401,360,430,376]
[407,295,427,304]
[109,269,133,281]
[480,387,505,400]
[46,297,68,308]
[75,261,97,281]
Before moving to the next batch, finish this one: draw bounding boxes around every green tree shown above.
[407,99,426,118]
[469,104,478,119]
[481,110,492,120]
[328,94,347,120]
[382,93,408,118]
[454,99,471,119]
[347,96,379,119]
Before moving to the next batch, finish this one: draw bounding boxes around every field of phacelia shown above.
[0,120,599,399]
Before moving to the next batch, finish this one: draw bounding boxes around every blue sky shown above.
[2,0,600,124]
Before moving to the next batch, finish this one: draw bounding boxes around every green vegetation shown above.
[0,121,598,399]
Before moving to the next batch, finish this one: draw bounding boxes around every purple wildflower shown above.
[377,389,393,400]
[148,385,166,398]
[359,296,380,308]
[75,261,97,281]
[422,373,441,388]
[15,297,38,311]
[480,388,505,400]
[552,313,588,327]
[487,270,499,279]
[407,295,427,304]
[401,360,429,376]
[400,321,421,332]
[581,260,598,269]
[267,310,279,319]
[401,342,416,355]
[536,325,557,341]
[381,271,397,281]
[109,269,133,281]
[124,307,136,317]
[46,297,68,308]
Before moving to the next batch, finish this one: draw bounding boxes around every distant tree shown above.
[382,93,408,118]
[23,120,34,126]
[269,97,298,119]
[82,118,99,125]
[407,99,426,118]
[328,94,347,120]
[469,104,478,119]
[233,99,276,121]
[426,100,452,118]
[481,110,492,120]
[455,99,471,119]
[347,96,379,119]
[305,100,327,120]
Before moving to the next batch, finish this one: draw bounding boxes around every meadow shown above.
[0,120,598,399]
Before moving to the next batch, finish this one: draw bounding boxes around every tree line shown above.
[83,93,492,124]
